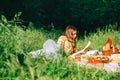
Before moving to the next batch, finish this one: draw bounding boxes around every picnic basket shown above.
[102,50,112,56]
[102,48,118,56]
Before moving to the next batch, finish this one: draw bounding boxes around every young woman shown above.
[29,25,90,59]
[57,25,90,57]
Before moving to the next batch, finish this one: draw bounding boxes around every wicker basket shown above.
[102,50,112,56]
[102,49,118,56]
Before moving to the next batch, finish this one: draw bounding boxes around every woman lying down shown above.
[29,25,92,59]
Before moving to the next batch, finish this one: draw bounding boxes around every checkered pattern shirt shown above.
[57,35,76,56]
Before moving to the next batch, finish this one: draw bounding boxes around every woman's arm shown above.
[69,41,91,58]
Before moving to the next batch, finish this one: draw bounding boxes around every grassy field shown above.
[0,15,120,80]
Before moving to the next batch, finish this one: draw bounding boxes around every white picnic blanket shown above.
[103,62,119,73]
[75,54,120,73]
[104,54,120,73]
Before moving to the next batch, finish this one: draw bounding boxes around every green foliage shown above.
[1,0,120,32]
[77,24,120,51]
[0,14,120,79]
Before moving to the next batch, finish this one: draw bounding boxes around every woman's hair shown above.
[64,25,77,41]
[64,25,77,53]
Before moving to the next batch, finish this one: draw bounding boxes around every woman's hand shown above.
[78,49,86,54]
[69,49,85,58]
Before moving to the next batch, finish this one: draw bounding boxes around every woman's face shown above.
[71,31,77,39]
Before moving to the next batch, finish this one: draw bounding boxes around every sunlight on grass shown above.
[0,15,120,80]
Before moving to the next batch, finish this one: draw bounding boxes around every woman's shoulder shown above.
[58,35,67,40]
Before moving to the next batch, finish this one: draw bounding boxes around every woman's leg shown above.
[29,49,44,58]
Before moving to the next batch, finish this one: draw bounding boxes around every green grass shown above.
[0,15,120,80]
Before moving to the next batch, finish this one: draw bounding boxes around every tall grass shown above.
[77,24,120,51]
[0,15,120,80]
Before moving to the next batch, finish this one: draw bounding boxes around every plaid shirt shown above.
[57,35,76,56]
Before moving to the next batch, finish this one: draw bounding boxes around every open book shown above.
[69,41,91,58]
[83,41,91,53]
